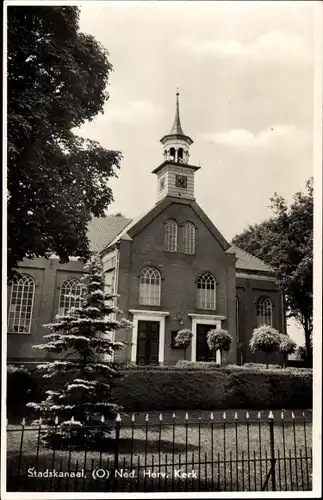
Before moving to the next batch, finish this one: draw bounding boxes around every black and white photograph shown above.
[2,0,322,498]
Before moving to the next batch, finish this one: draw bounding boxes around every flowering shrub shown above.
[206,329,232,366]
[174,329,193,348]
[175,329,193,360]
[279,334,297,368]
[279,334,297,354]
[207,329,232,352]
[249,326,281,368]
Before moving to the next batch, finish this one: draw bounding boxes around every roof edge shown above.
[152,160,201,174]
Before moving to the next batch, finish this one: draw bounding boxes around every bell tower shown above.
[160,90,193,164]
[152,91,200,203]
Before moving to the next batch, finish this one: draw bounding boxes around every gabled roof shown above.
[230,245,274,273]
[87,208,273,274]
[87,215,132,253]
[105,207,153,249]
[101,197,230,253]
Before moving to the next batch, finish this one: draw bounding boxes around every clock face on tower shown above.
[175,174,187,189]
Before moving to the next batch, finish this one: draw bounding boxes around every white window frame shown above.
[183,222,195,254]
[105,268,116,295]
[256,296,273,327]
[8,274,35,334]
[139,267,161,306]
[164,219,178,252]
[197,272,216,310]
[103,268,117,363]
[58,278,84,316]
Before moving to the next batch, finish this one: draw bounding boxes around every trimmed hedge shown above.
[7,363,312,419]
[112,367,312,411]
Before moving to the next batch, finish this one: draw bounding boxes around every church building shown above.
[7,94,286,366]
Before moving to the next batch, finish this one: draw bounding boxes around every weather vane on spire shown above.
[176,87,180,97]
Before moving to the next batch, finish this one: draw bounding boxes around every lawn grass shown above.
[7,410,313,492]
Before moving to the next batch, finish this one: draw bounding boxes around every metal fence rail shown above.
[7,410,312,492]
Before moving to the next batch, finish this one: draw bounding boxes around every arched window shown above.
[8,274,35,334]
[183,222,195,254]
[197,272,216,310]
[59,278,84,316]
[177,148,184,162]
[139,267,161,306]
[256,296,273,327]
[169,147,175,161]
[236,297,239,341]
[164,219,178,252]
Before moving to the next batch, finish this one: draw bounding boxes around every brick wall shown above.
[7,257,83,362]
[236,275,284,365]
[114,201,237,364]
[8,208,285,367]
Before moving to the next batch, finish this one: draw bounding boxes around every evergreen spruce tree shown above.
[27,254,132,450]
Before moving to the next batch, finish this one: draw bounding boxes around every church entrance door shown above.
[136,320,160,365]
[196,324,217,362]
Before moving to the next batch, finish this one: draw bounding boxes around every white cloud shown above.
[105,100,162,125]
[178,31,312,64]
[199,125,311,149]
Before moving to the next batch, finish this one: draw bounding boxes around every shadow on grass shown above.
[8,435,199,457]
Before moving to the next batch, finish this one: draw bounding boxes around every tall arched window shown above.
[169,147,175,161]
[256,296,273,326]
[183,222,195,254]
[139,267,161,306]
[197,272,216,310]
[164,219,178,252]
[58,278,84,316]
[8,274,35,334]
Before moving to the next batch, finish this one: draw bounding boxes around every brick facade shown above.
[7,97,285,366]
[113,201,238,365]
[7,257,83,364]
[7,213,284,365]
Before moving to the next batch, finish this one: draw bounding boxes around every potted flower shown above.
[206,328,232,366]
[279,334,297,368]
[249,325,281,369]
[174,329,193,361]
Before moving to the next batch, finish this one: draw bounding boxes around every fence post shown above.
[268,411,276,491]
[17,417,26,479]
[114,414,121,472]
[111,414,121,492]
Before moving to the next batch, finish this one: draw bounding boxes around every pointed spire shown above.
[160,89,193,147]
[168,89,185,136]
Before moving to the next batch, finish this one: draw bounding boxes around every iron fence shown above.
[7,409,312,492]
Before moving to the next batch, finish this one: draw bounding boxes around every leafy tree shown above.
[249,326,281,369]
[206,328,232,366]
[279,334,297,368]
[8,6,121,279]
[27,255,132,450]
[232,178,313,365]
[174,329,193,361]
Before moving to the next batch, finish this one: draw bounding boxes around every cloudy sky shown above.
[76,1,316,343]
